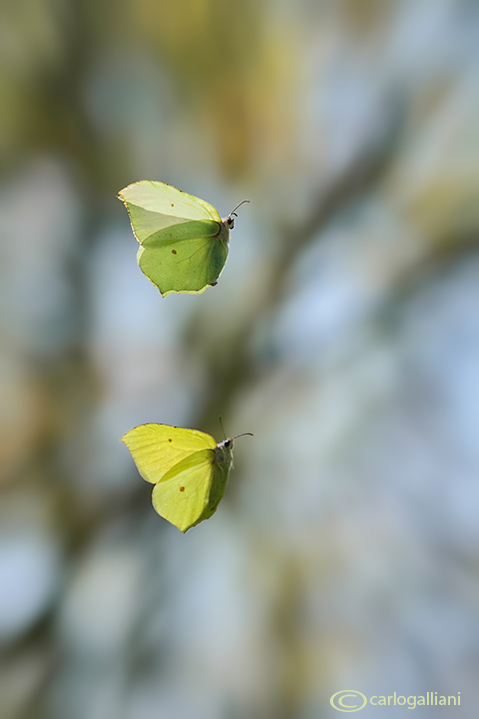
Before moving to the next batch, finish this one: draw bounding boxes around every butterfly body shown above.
[214,438,234,469]
[121,424,235,532]
[119,181,237,296]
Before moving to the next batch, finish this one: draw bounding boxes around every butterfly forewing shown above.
[140,220,221,245]
[121,424,216,484]
[119,181,222,224]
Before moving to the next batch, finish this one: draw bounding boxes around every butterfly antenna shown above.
[232,432,254,440]
[219,416,227,441]
[229,199,250,217]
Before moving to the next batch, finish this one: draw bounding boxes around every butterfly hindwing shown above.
[153,446,232,532]
[138,234,229,296]
[152,449,215,532]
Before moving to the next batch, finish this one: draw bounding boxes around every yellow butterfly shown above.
[119,180,249,296]
[121,424,252,532]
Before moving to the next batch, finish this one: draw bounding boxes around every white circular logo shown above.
[330,690,367,712]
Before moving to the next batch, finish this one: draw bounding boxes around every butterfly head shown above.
[218,431,253,450]
[218,437,234,450]
[223,200,250,230]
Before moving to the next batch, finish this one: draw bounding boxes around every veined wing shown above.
[121,424,216,484]
[119,181,222,243]
[153,449,216,532]
[138,233,229,296]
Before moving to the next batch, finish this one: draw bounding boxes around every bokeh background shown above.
[1,0,479,717]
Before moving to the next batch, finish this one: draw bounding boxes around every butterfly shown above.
[119,181,248,296]
[121,423,252,532]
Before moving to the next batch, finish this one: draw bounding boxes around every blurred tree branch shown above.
[192,129,398,431]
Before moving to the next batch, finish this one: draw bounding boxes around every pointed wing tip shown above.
[118,181,153,206]
[120,431,131,444]
[119,180,164,197]
[120,423,153,445]
[160,515,192,533]
[118,183,136,200]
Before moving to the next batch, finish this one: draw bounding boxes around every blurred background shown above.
[1,0,479,717]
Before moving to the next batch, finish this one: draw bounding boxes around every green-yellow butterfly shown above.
[121,424,252,532]
[119,181,248,297]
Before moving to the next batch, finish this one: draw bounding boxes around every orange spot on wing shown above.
[179,486,185,492]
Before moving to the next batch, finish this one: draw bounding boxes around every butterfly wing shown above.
[152,446,232,532]
[152,449,215,532]
[119,181,222,230]
[119,181,229,296]
[137,232,229,296]
[121,424,216,484]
